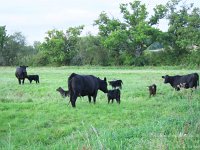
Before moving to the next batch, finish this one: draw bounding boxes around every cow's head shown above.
[99,77,108,93]
[119,80,123,84]
[162,75,170,83]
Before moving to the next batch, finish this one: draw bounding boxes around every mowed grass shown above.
[0,66,200,149]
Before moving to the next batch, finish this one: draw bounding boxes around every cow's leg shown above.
[18,78,21,84]
[93,95,97,104]
[92,92,98,104]
[71,96,76,107]
[22,78,25,84]
[117,98,120,104]
[69,91,75,107]
[88,96,92,103]
[108,98,110,104]
[174,87,179,91]
[70,93,73,105]
[191,88,193,95]
[116,98,119,104]
[71,93,77,108]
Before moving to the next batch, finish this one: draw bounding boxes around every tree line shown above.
[0,0,200,66]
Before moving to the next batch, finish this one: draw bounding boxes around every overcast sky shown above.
[0,0,199,45]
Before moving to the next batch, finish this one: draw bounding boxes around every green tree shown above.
[0,26,8,65]
[94,1,165,65]
[158,0,200,64]
[72,34,109,66]
[0,29,31,65]
[39,26,84,65]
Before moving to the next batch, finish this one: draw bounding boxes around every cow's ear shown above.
[162,76,165,79]
[104,77,107,82]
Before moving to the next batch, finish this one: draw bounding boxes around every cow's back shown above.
[68,74,99,96]
[173,73,198,88]
[182,73,198,88]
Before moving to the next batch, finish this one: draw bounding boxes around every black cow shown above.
[68,73,108,107]
[15,66,28,84]
[162,73,199,91]
[148,84,157,97]
[26,75,39,84]
[109,80,123,89]
[56,87,69,98]
[107,89,121,104]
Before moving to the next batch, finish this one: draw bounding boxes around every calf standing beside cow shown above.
[66,73,123,107]
[15,66,40,84]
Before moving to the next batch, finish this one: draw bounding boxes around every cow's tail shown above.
[68,73,76,81]
[68,73,75,106]
[195,73,199,87]
[68,73,76,93]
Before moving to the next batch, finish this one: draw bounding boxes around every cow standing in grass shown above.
[162,73,199,91]
[68,73,108,107]
[15,66,28,84]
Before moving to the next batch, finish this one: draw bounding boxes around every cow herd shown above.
[15,66,199,108]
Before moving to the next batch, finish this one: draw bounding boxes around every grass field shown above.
[0,66,200,149]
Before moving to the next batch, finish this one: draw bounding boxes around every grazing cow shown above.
[56,87,69,98]
[162,73,199,91]
[15,66,28,84]
[148,84,157,97]
[109,80,123,89]
[107,89,121,104]
[68,73,108,107]
[26,75,39,84]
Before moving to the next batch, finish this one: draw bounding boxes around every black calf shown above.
[107,89,120,104]
[27,75,39,84]
[148,84,157,97]
[109,80,123,89]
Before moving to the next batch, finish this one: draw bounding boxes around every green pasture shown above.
[0,66,199,149]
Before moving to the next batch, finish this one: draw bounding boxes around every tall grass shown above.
[0,67,199,149]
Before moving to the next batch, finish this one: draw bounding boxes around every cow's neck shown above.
[169,77,175,87]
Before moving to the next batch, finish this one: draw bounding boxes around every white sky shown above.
[0,0,199,45]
